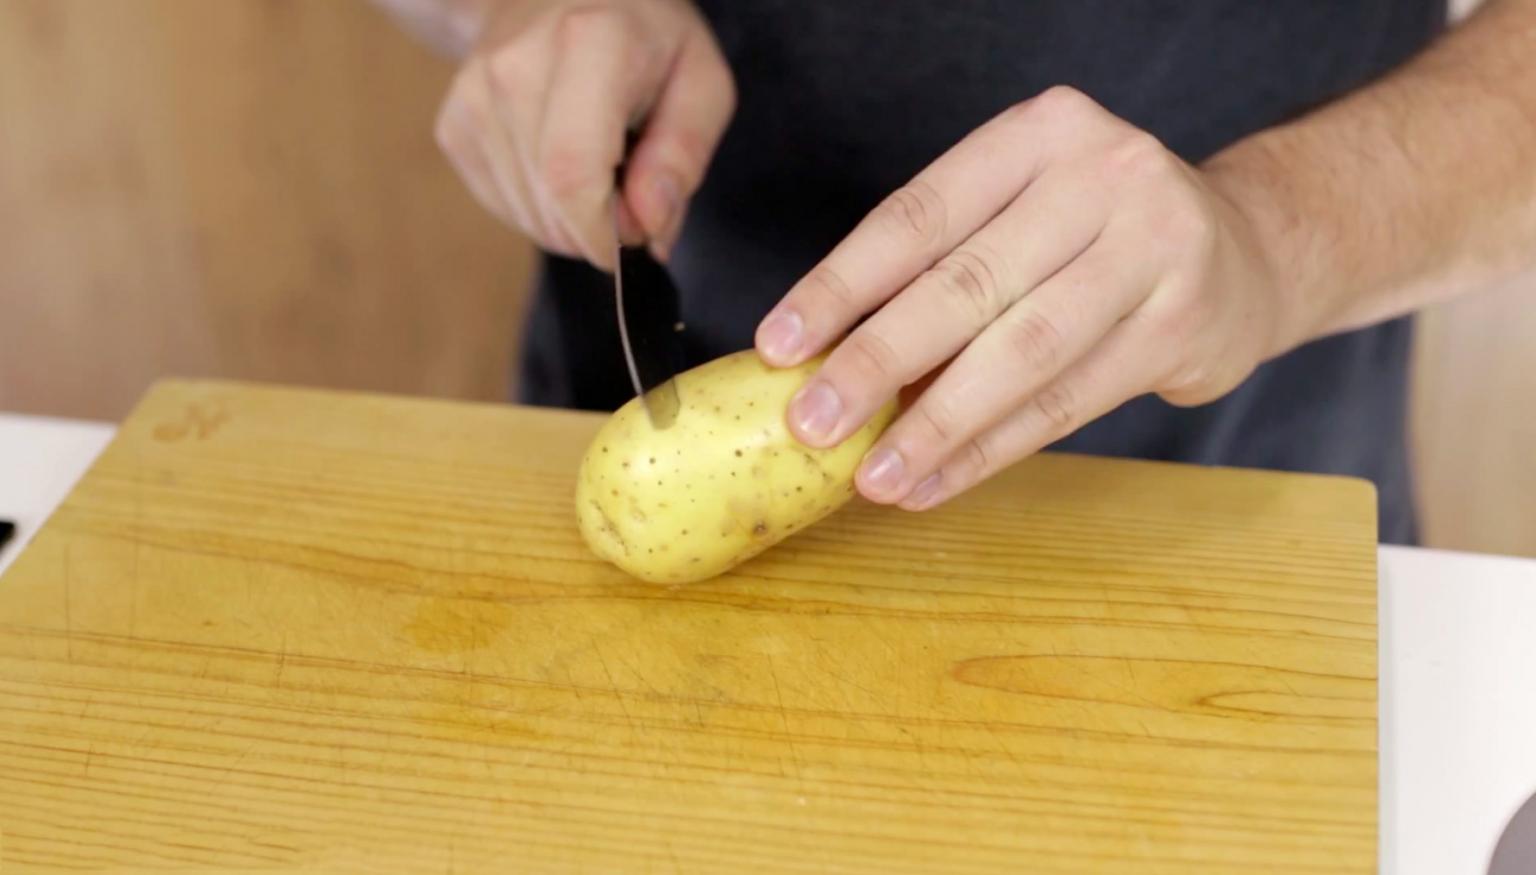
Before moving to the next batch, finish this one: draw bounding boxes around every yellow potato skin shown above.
[576,350,896,583]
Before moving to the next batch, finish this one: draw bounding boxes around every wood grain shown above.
[0,380,1378,872]
[0,0,533,421]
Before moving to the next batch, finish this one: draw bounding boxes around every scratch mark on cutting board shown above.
[561,662,586,704]
[767,654,806,789]
[595,645,636,732]
[618,653,661,699]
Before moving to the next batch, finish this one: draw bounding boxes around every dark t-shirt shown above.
[518,1,1448,543]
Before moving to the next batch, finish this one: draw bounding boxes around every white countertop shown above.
[2,411,1533,874]
[0,413,116,578]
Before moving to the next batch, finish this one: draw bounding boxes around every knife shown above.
[612,161,684,430]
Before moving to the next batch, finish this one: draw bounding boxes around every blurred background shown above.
[0,0,1531,557]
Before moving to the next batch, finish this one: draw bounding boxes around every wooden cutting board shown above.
[0,379,1379,873]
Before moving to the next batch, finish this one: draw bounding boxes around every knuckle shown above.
[1030,383,1078,436]
[1031,84,1096,120]
[1000,307,1065,374]
[696,47,739,114]
[1158,361,1230,408]
[1157,389,1203,409]
[803,264,859,312]
[446,62,491,117]
[928,247,1004,323]
[1109,130,1177,180]
[486,44,538,95]
[915,397,961,445]
[840,329,903,383]
[958,435,991,475]
[875,180,948,247]
[1001,98,1036,126]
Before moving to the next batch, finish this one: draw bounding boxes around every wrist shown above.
[1202,136,1344,357]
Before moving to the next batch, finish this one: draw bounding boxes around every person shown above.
[374,0,1536,543]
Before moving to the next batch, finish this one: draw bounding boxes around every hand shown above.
[755,86,1313,511]
[432,0,734,268]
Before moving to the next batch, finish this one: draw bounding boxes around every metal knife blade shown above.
[613,200,683,429]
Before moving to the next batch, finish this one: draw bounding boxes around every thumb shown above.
[616,197,646,247]
[623,33,736,261]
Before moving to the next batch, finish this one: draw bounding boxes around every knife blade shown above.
[612,187,683,429]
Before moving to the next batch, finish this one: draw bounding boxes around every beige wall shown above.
[0,0,1530,556]
[0,0,533,421]
[1413,282,1536,558]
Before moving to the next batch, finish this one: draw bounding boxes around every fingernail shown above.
[757,309,804,363]
[904,474,943,511]
[790,381,842,443]
[859,448,905,497]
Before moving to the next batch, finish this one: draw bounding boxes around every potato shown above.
[576,350,895,583]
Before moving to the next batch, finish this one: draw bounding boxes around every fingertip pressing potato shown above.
[576,350,895,583]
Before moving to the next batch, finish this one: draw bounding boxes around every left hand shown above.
[755,85,1314,511]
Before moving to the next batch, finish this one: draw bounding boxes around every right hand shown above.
[434,0,735,269]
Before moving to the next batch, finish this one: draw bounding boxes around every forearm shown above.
[371,0,499,58]
[1206,0,1536,344]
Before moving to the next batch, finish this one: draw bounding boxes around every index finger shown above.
[536,11,646,270]
[754,98,1062,368]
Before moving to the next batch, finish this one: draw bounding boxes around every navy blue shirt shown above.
[519,1,1448,543]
